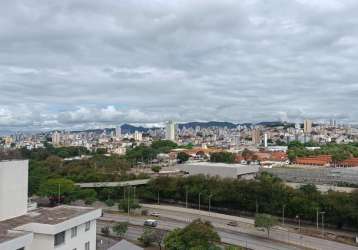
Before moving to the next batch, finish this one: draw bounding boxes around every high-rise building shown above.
[165,120,176,141]
[51,131,61,146]
[304,119,312,134]
[0,160,101,250]
[116,125,122,137]
[134,131,143,141]
[264,133,268,148]
[251,129,261,145]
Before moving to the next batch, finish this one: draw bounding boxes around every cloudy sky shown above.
[1,0,358,131]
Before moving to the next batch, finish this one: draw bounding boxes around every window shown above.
[85,221,91,231]
[85,241,90,250]
[54,231,66,246]
[71,226,77,238]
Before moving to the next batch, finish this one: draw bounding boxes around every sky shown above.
[1,0,358,132]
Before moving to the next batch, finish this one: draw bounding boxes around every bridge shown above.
[75,179,150,188]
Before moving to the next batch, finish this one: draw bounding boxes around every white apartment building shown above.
[0,160,102,250]
[165,120,176,142]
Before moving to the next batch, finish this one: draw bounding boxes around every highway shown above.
[99,212,303,250]
[139,204,358,250]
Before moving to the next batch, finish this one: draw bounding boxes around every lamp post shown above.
[320,211,325,236]
[208,194,213,215]
[282,205,286,225]
[296,215,301,233]
[316,208,319,230]
[186,189,188,209]
[198,193,201,212]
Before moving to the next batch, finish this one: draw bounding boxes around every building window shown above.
[85,241,90,250]
[54,231,66,246]
[85,221,91,231]
[71,226,77,238]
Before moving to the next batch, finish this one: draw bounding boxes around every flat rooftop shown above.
[183,162,259,168]
[0,205,97,243]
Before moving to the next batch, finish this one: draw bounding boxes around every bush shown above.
[112,222,128,238]
[101,226,110,237]
[105,199,115,207]
[151,166,161,173]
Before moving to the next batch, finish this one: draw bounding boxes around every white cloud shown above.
[0,0,358,131]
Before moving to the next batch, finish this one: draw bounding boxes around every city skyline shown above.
[1,0,358,131]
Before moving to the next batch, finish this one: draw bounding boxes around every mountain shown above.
[120,124,151,134]
[178,121,238,129]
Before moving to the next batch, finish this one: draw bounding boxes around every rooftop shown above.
[0,205,98,243]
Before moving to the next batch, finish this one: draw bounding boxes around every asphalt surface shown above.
[99,213,303,250]
[140,204,358,250]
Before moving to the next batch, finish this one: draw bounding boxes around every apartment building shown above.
[0,160,102,250]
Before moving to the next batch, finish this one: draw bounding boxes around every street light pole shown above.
[320,212,325,236]
[296,215,301,233]
[208,194,212,215]
[316,208,319,230]
[198,193,201,212]
[185,188,188,209]
[282,205,286,225]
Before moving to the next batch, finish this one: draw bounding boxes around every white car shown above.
[144,219,158,227]
[150,212,161,217]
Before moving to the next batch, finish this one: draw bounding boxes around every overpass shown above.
[75,179,150,188]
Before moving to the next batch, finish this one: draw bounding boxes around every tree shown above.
[164,219,220,250]
[255,213,278,238]
[101,226,110,237]
[138,228,156,247]
[151,165,162,173]
[112,222,128,238]
[118,198,140,212]
[177,152,190,163]
[210,152,235,163]
[153,230,166,250]
[38,178,75,199]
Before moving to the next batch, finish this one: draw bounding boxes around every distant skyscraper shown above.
[116,125,121,137]
[251,129,261,145]
[303,119,312,134]
[134,131,143,141]
[52,131,61,145]
[264,133,268,148]
[166,120,176,141]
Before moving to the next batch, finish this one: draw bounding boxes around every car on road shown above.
[150,212,161,217]
[144,219,158,227]
[227,221,238,227]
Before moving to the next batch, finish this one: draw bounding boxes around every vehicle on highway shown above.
[150,212,161,217]
[144,219,158,227]
[227,221,238,227]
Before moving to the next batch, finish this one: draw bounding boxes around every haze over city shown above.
[1,0,358,133]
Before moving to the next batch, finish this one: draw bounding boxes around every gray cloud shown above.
[0,0,358,131]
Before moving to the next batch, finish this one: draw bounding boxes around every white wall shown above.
[0,160,28,221]
[28,220,97,250]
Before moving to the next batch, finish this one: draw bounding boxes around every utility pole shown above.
[127,186,130,221]
[296,215,301,233]
[208,194,212,215]
[185,188,188,209]
[316,208,319,230]
[58,184,61,204]
[321,212,325,236]
[282,204,286,225]
[198,193,201,212]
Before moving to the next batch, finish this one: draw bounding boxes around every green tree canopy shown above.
[254,213,278,238]
[164,219,220,250]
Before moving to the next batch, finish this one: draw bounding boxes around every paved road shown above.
[141,204,358,250]
[100,213,303,250]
